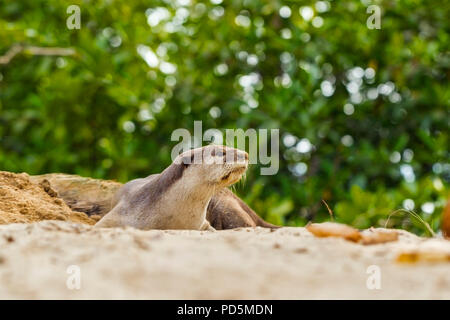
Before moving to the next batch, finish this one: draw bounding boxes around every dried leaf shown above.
[360,229,399,245]
[306,222,362,242]
[396,251,450,264]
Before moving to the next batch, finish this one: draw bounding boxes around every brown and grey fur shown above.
[95,145,253,230]
[207,188,278,230]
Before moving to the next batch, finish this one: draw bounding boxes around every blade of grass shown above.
[321,199,334,221]
[385,209,435,237]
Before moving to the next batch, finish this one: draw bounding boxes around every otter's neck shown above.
[161,180,218,227]
[168,181,217,208]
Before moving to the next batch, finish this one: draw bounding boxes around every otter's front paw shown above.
[200,220,216,232]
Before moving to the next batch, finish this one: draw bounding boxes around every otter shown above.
[30,148,279,230]
[95,145,251,230]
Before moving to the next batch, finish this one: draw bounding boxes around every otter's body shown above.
[31,146,279,231]
[96,145,250,231]
[96,173,214,230]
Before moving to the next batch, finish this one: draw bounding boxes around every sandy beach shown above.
[0,220,449,299]
[0,171,448,299]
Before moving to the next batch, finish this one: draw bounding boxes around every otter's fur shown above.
[207,189,279,229]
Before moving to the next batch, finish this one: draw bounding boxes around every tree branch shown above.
[0,44,76,65]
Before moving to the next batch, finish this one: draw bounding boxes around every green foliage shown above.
[0,0,448,235]
[335,177,447,235]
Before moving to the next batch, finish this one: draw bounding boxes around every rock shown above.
[30,173,122,217]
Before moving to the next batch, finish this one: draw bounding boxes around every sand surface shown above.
[0,221,449,299]
[0,172,95,225]
[0,171,448,299]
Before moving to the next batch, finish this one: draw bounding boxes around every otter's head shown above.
[173,145,248,188]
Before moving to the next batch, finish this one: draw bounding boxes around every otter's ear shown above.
[181,154,194,167]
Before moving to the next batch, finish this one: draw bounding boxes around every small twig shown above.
[24,46,76,56]
[0,44,23,64]
[0,44,76,65]
[321,199,334,221]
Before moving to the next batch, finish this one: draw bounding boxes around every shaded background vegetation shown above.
[0,0,448,235]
